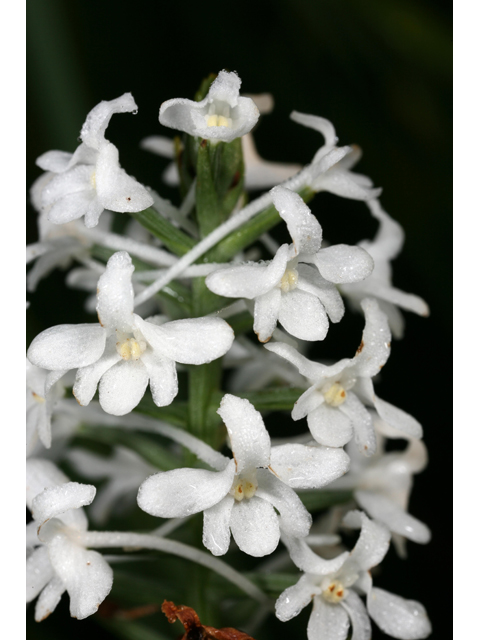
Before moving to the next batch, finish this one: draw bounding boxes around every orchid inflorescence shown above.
[26,70,432,639]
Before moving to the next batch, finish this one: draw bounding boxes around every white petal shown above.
[373,395,423,440]
[368,587,431,639]
[355,491,431,544]
[135,315,234,364]
[27,324,106,371]
[341,591,371,640]
[307,596,350,640]
[95,143,153,213]
[140,135,175,158]
[256,469,311,538]
[137,460,235,518]
[206,244,289,299]
[271,187,323,256]
[275,574,315,622]
[47,191,96,225]
[282,534,350,576]
[73,341,121,406]
[217,394,270,472]
[368,282,430,317]
[318,169,381,201]
[45,525,113,620]
[292,386,325,421]
[99,359,149,415]
[229,496,280,557]
[42,165,92,207]
[141,350,178,407]
[290,111,338,148]
[340,393,376,456]
[296,264,345,323]
[270,444,350,489]
[264,341,331,380]
[203,495,234,556]
[352,298,391,378]
[81,93,138,150]
[253,287,281,342]
[84,197,106,228]
[34,577,65,622]
[279,289,329,341]
[308,404,354,448]
[26,546,54,602]
[36,150,74,173]
[313,245,373,284]
[27,458,69,508]
[96,251,135,331]
[343,510,391,571]
[32,482,96,525]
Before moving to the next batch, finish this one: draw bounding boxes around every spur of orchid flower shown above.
[276,510,431,640]
[137,394,349,557]
[27,251,234,416]
[35,93,153,228]
[206,186,373,342]
[26,458,113,621]
[159,70,260,142]
[265,297,423,455]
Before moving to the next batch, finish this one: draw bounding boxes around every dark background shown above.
[27,0,451,638]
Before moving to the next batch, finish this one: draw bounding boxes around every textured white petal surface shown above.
[206,244,289,299]
[47,192,96,225]
[34,577,65,622]
[42,165,92,207]
[26,546,54,602]
[307,597,350,640]
[203,495,234,556]
[96,251,135,331]
[343,511,391,571]
[27,458,70,508]
[137,460,235,518]
[271,187,323,256]
[230,496,280,556]
[253,287,281,342]
[270,444,350,489]
[292,386,324,421]
[36,150,74,173]
[217,394,270,472]
[368,588,431,639]
[308,404,354,448]
[275,574,315,622]
[279,289,329,341]
[283,534,350,576]
[290,111,338,148]
[373,395,423,440]
[352,298,391,378]
[296,264,345,323]
[27,324,106,371]
[256,469,311,538]
[141,350,178,407]
[135,315,234,364]
[341,591,371,640]
[32,483,96,524]
[355,490,431,543]
[340,393,376,456]
[264,341,329,380]
[319,169,381,201]
[313,245,374,284]
[73,342,121,406]
[81,93,138,150]
[99,359,149,415]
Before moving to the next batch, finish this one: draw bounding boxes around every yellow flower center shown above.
[280,268,299,293]
[323,383,347,407]
[90,171,97,189]
[205,103,233,128]
[230,473,258,502]
[116,337,146,361]
[321,580,346,603]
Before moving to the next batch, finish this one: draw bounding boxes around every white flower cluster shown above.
[26,71,431,639]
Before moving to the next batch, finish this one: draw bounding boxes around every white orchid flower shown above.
[26,360,66,454]
[291,111,382,200]
[276,511,431,640]
[26,458,113,621]
[137,394,349,557]
[27,251,234,416]
[340,199,430,338]
[35,93,153,228]
[265,298,423,456]
[331,416,431,556]
[159,70,259,143]
[206,186,373,342]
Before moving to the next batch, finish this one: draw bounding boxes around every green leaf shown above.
[129,207,196,257]
[134,396,188,428]
[246,572,299,598]
[297,489,354,512]
[195,141,224,237]
[211,387,304,413]
[225,310,253,335]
